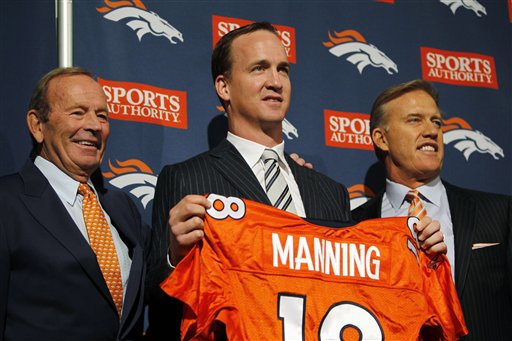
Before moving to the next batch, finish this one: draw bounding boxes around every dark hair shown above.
[370,79,439,161]
[28,66,94,158]
[211,21,278,84]
[28,66,93,123]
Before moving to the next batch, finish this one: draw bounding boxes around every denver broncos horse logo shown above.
[348,184,375,210]
[323,30,398,75]
[440,0,487,17]
[102,159,157,209]
[443,117,504,160]
[97,0,183,44]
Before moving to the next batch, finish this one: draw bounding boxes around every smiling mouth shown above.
[418,145,437,152]
[76,141,99,148]
[263,96,283,102]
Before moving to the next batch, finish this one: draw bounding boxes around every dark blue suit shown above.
[0,161,149,340]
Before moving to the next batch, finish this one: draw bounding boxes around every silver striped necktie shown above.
[262,149,296,213]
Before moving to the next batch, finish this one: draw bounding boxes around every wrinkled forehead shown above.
[386,90,440,117]
[47,75,107,110]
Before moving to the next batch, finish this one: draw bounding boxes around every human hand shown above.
[168,194,212,265]
[289,153,313,169]
[415,216,447,255]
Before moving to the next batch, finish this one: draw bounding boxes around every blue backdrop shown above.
[1,0,511,224]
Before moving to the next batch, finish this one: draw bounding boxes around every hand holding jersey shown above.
[167,195,212,266]
[410,215,445,254]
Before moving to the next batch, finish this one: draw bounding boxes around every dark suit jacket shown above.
[146,139,351,339]
[0,161,149,340]
[352,181,512,341]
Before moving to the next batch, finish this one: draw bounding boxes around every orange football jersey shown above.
[161,194,467,341]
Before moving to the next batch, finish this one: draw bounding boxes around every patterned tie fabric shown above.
[79,183,123,317]
[262,149,296,213]
[405,189,427,220]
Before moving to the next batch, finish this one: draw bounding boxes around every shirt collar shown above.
[34,156,92,205]
[385,176,443,210]
[226,132,288,170]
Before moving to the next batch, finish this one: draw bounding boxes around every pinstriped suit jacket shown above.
[146,139,351,339]
[352,181,512,341]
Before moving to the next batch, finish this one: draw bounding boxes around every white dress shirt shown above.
[226,132,306,217]
[381,176,455,281]
[34,156,132,297]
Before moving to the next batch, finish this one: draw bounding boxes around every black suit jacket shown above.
[0,161,149,340]
[352,181,512,341]
[146,139,351,339]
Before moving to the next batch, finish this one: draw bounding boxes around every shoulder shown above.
[0,172,22,190]
[157,150,214,181]
[444,181,511,204]
[444,181,511,221]
[158,140,237,180]
[296,163,348,194]
[0,173,24,207]
[351,192,383,222]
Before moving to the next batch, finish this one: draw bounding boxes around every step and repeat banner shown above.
[0,0,56,178]
[2,1,511,224]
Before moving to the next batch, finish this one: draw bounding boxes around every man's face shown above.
[373,90,444,188]
[31,74,110,181]
[217,30,291,141]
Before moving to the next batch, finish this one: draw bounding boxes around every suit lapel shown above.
[209,140,271,205]
[365,192,383,218]
[287,156,315,215]
[19,161,116,309]
[351,191,383,222]
[445,181,476,297]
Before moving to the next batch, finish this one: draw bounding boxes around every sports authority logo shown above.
[421,47,498,89]
[98,78,187,129]
[323,30,398,75]
[349,184,375,210]
[102,159,157,209]
[443,117,504,160]
[324,110,373,150]
[212,15,297,64]
[97,0,183,44]
[218,106,298,139]
[440,0,487,17]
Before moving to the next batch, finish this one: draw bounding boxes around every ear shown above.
[214,74,230,102]
[27,109,45,144]
[372,127,389,152]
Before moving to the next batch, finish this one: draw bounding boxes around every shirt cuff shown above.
[167,247,176,269]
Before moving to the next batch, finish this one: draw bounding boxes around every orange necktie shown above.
[79,183,123,317]
[405,189,427,220]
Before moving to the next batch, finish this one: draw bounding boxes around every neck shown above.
[387,170,437,189]
[228,122,282,148]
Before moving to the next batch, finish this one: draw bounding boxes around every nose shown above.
[423,120,440,138]
[83,111,102,132]
[265,68,283,92]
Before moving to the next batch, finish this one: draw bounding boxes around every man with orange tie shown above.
[0,67,148,340]
[352,79,512,340]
